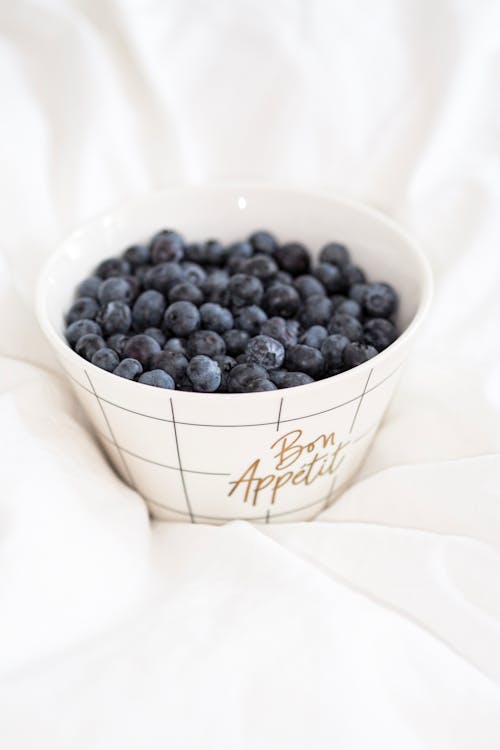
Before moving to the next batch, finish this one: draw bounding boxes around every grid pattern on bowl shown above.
[61,361,402,523]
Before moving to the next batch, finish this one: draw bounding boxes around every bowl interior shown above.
[39,185,430,343]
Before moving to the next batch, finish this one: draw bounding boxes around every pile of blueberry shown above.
[65,230,398,393]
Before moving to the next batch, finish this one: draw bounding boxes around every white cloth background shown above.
[1,1,500,747]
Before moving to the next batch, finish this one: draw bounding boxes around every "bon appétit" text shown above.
[228,428,348,506]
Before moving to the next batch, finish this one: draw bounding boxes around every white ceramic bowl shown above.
[36,185,432,523]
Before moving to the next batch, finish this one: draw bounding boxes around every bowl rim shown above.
[36,182,433,401]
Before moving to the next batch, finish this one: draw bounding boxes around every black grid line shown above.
[349,368,373,434]
[144,480,349,523]
[276,397,284,431]
[170,398,194,523]
[95,429,231,476]
[63,363,402,429]
[84,370,136,490]
[351,421,378,445]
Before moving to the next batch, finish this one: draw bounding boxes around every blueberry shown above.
[229,363,267,384]
[184,243,204,263]
[134,264,153,284]
[91,347,120,372]
[144,327,166,347]
[349,283,368,305]
[66,297,99,324]
[313,263,344,293]
[107,333,130,356]
[274,242,310,276]
[280,372,314,388]
[233,305,267,336]
[246,335,285,370]
[199,303,233,333]
[150,230,184,264]
[235,353,248,364]
[327,312,363,342]
[177,376,194,392]
[249,230,277,255]
[181,261,206,287]
[249,379,277,392]
[95,257,131,279]
[321,334,350,374]
[186,330,226,358]
[363,318,397,351]
[228,241,253,259]
[286,345,324,378]
[335,299,362,319]
[76,276,102,299]
[132,290,166,330]
[343,264,366,287]
[268,368,288,387]
[123,244,150,268]
[223,328,250,356]
[319,243,350,267]
[66,319,102,347]
[260,316,288,346]
[261,317,299,347]
[243,254,278,280]
[227,255,249,275]
[163,301,201,337]
[203,239,226,266]
[75,333,107,361]
[214,354,237,374]
[187,355,221,392]
[298,294,333,328]
[273,270,294,286]
[330,294,347,312]
[144,262,184,294]
[343,342,378,369]
[151,350,188,382]
[300,325,328,349]
[363,283,398,318]
[284,319,300,346]
[96,300,132,336]
[122,275,141,303]
[168,282,204,306]
[164,337,187,355]
[262,282,301,318]
[113,358,143,380]
[138,369,175,389]
[202,269,230,304]
[184,240,225,265]
[227,364,273,393]
[215,355,237,392]
[229,273,264,308]
[98,277,134,305]
[294,274,326,299]
[123,334,162,367]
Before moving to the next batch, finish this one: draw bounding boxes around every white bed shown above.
[1,1,499,747]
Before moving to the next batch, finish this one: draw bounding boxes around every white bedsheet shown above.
[1,1,499,747]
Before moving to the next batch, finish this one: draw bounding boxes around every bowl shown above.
[36,184,432,523]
